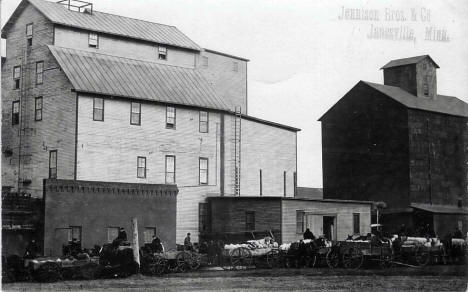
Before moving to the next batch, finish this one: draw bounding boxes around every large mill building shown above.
[320,55,468,237]
[1,0,299,254]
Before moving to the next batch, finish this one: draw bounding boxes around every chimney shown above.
[381,55,439,99]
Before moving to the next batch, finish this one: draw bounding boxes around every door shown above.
[323,216,337,241]
[53,228,70,256]
[306,214,322,237]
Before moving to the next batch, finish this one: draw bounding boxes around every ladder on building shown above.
[233,106,242,196]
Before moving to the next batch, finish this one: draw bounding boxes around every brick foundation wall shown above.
[43,179,178,256]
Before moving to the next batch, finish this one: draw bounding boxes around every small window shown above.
[137,156,146,178]
[199,203,209,232]
[68,226,82,242]
[246,211,255,231]
[353,213,360,235]
[130,102,141,125]
[49,150,57,179]
[232,61,238,72]
[26,23,33,46]
[13,66,21,89]
[93,98,104,121]
[12,101,20,125]
[166,106,175,129]
[423,75,429,96]
[165,155,175,184]
[35,97,43,121]
[158,46,167,60]
[199,158,208,185]
[296,210,304,234]
[36,61,44,85]
[88,32,99,48]
[199,111,208,133]
[202,56,208,67]
[144,227,156,244]
[107,227,119,243]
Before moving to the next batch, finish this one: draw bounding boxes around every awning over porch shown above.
[410,203,468,215]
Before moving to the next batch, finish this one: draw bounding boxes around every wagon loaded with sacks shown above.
[392,236,445,266]
[140,249,201,275]
[222,237,280,270]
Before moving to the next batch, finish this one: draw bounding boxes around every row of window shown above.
[66,226,157,244]
[47,150,209,185]
[295,212,361,235]
[201,56,239,72]
[92,98,209,132]
[11,98,43,125]
[87,32,168,60]
[12,61,43,89]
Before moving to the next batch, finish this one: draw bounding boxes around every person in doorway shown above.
[24,239,39,259]
[151,236,164,253]
[184,233,193,251]
[453,227,463,239]
[303,228,315,240]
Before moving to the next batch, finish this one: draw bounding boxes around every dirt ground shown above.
[3,265,467,292]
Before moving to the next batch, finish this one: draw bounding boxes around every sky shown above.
[2,0,467,188]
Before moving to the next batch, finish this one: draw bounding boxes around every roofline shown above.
[318,80,365,121]
[380,55,440,69]
[73,90,300,132]
[207,196,373,205]
[1,0,201,51]
[204,49,250,62]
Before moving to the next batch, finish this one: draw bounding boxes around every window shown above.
[165,155,175,184]
[36,61,43,85]
[35,97,42,121]
[232,61,238,72]
[26,23,33,46]
[199,203,209,232]
[353,213,360,235]
[130,102,141,125]
[202,56,208,67]
[49,150,57,179]
[12,101,20,125]
[423,75,429,96]
[158,46,167,60]
[88,32,99,48]
[199,111,208,133]
[245,211,255,231]
[296,210,304,234]
[199,158,208,185]
[93,98,104,121]
[13,66,21,89]
[166,106,175,129]
[68,226,82,242]
[107,227,119,243]
[144,227,156,244]
[137,156,146,178]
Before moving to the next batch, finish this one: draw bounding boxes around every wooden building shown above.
[1,0,299,249]
[320,55,468,237]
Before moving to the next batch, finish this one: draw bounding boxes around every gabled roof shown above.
[49,46,229,110]
[411,203,468,215]
[363,81,468,118]
[2,0,201,51]
[381,55,440,69]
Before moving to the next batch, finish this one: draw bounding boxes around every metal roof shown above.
[363,81,468,118]
[2,0,201,51]
[411,203,468,215]
[49,46,230,110]
[381,55,440,69]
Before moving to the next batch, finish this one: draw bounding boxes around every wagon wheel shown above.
[189,252,201,270]
[230,247,252,270]
[326,249,340,269]
[414,246,430,266]
[35,262,62,282]
[266,250,280,269]
[379,253,394,269]
[342,247,364,270]
[80,262,100,280]
[150,255,167,275]
[176,251,191,272]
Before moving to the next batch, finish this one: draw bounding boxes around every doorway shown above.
[323,216,336,241]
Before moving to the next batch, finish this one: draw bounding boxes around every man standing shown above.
[184,233,193,251]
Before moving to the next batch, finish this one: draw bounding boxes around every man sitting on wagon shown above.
[303,228,315,240]
[151,236,164,253]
